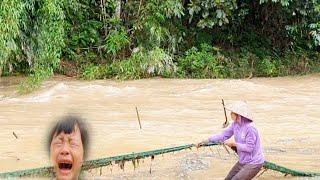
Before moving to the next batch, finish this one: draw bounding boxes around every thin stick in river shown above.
[135,107,142,129]
[222,99,229,128]
[13,132,18,139]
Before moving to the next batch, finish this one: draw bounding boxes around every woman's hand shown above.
[224,139,236,148]
[196,139,209,148]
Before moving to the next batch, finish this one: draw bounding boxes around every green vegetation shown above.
[1,0,320,92]
[82,47,176,80]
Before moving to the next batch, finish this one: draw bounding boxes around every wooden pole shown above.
[222,143,230,154]
[13,132,18,139]
[135,107,142,129]
[222,99,229,128]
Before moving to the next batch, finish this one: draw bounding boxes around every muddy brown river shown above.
[0,75,319,179]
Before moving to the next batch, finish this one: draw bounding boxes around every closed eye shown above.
[70,142,79,147]
[52,137,63,145]
[69,139,80,147]
[53,140,63,146]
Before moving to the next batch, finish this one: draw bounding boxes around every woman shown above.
[198,101,264,180]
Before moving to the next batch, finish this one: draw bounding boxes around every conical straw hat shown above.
[225,101,254,121]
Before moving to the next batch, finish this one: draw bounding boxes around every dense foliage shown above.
[1,0,320,91]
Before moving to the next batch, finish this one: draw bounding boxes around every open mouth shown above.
[58,162,73,171]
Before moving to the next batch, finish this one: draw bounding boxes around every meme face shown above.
[50,125,84,180]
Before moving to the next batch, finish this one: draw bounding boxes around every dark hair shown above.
[48,115,89,158]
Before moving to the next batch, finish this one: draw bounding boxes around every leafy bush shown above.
[82,47,176,80]
[256,57,279,77]
[177,44,226,78]
[18,67,53,94]
[104,28,130,57]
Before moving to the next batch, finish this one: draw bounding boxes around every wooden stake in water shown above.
[135,107,142,129]
[222,99,229,128]
[13,132,18,139]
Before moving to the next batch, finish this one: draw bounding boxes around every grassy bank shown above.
[80,45,320,80]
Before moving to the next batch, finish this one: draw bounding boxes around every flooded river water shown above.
[0,75,319,179]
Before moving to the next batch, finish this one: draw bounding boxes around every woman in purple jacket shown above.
[198,101,265,180]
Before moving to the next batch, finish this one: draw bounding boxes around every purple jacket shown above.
[208,117,265,164]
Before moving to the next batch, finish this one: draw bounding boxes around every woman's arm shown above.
[208,123,234,143]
